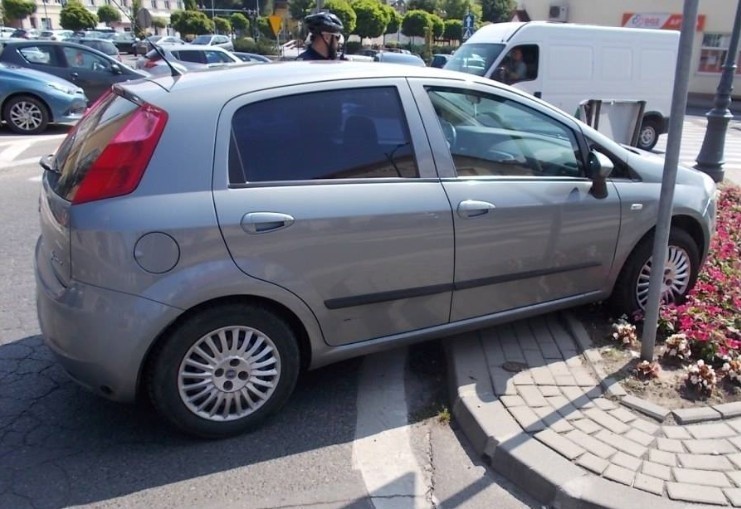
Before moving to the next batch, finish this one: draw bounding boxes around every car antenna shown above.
[148,39,182,77]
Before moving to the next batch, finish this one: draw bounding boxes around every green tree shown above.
[480,0,514,23]
[2,0,35,24]
[442,18,461,42]
[288,0,315,22]
[171,9,213,35]
[406,0,437,13]
[60,0,98,31]
[401,9,431,39]
[230,12,249,34]
[441,0,480,21]
[351,0,386,40]
[152,16,167,29]
[383,6,402,35]
[184,0,198,10]
[214,16,231,33]
[430,12,443,38]
[97,4,121,25]
[323,0,356,35]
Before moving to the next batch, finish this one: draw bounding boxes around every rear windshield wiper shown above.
[39,154,60,174]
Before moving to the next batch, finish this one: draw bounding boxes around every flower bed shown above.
[628,186,741,396]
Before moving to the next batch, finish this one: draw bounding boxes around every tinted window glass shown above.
[63,47,110,70]
[230,87,419,183]
[427,87,583,178]
[19,45,56,65]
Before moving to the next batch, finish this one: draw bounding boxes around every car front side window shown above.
[426,87,584,178]
[229,87,419,183]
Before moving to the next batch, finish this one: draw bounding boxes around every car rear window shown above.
[50,93,138,201]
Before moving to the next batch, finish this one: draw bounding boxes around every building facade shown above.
[515,0,741,97]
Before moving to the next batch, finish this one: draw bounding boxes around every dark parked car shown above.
[35,62,715,439]
[107,32,136,54]
[66,37,121,61]
[0,40,147,102]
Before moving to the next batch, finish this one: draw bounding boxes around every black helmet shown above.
[304,12,344,34]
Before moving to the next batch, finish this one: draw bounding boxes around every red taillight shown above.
[72,104,168,205]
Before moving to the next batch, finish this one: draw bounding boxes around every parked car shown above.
[232,51,271,63]
[10,28,38,39]
[132,35,186,56]
[0,27,15,39]
[35,62,716,439]
[191,34,234,51]
[137,45,243,75]
[373,51,426,66]
[66,37,121,61]
[38,29,74,41]
[0,40,147,102]
[107,32,136,54]
[430,53,451,68]
[0,62,86,134]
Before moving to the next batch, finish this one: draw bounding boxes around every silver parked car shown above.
[36,62,716,438]
[191,33,234,51]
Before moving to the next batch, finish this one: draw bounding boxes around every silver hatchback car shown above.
[36,62,716,438]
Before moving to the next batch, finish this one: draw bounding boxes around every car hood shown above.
[623,145,715,190]
[0,64,81,91]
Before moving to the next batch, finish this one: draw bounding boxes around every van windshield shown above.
[444,43,504,77]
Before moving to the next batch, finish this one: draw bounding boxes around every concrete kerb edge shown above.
[445,322,685,509]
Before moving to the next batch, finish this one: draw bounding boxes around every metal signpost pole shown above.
[641,0,699,361]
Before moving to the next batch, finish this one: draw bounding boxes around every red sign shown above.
[621,12,706,32]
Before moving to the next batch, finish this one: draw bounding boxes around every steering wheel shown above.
[439,119,457,149]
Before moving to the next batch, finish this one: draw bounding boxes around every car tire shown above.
[148,303,300,439]
[637,118,660,151]
[611,228,699,316]
[3,95,49,135]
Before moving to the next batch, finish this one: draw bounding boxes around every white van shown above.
[445,21,679,150]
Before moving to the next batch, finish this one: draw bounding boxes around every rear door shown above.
[212,79,455,346]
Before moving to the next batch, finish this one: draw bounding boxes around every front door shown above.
[212,80,455,346]
[410,79,621,322]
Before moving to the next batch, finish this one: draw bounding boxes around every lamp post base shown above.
[694,107,734,183]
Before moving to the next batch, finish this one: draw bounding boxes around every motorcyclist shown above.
[296,12,345,61]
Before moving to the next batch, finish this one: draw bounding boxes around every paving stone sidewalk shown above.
[447,312,741,509]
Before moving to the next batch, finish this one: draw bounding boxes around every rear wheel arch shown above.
[138,294,312,401]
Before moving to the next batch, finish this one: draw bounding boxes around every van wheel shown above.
[637,119,660,151]
[611,229,699,316]
[3,95,49,135]
[148,304,300,439]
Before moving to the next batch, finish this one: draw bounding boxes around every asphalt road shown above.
[0,127,536,509]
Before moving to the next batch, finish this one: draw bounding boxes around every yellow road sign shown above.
[268,15,282,36]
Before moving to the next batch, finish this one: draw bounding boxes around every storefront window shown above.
[698,33,741,74]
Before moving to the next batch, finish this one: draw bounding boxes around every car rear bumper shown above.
[35,236,182,402]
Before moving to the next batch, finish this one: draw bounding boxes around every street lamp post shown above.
[392,0,405,45]
[694,0,741,183]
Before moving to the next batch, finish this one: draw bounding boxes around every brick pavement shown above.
[449,313,741,508]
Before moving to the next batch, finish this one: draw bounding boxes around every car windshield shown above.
[191,35,212,45]
[444,43,504,77]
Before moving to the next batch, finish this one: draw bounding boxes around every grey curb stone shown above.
[634,473,665,496]
[725,488,741,507]
[603,464,635,486]
[666,482,728,505]
[684,439,738,455]
[715,402,741,419]
[621,394,671,421]
[673,406,723,424]
[677,453,734,471]
[672,467,732,488]
[687,422,737,439]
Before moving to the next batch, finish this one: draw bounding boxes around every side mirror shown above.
[111,63,123,75]
[492,66,507,83]
[588,150,614,199]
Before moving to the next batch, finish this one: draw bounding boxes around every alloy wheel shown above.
[635,245,692,309]
[9,100,43,132]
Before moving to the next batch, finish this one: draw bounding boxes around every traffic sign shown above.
[268,15,282,36]
[462,13,475,40]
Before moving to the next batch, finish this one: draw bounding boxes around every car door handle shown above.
[457,200,495,218]
[241,212,295,234]
[70,72,79,78]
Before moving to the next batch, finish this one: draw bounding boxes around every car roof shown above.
[140,61,478,100]
[165,44,227,51]
[1,39,121,59]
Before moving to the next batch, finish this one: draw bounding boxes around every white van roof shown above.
[466,21,679,44]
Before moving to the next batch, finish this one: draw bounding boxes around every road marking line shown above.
[0,156,42,170]
[28,175,42,182]
[0,140,32,164]
[353,349,433,509]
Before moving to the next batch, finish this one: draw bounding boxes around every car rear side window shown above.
[229,87,419,183]
[50,93,138,201]
[19,45,57,65]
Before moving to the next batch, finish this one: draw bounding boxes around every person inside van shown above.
[503,48,527,84]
